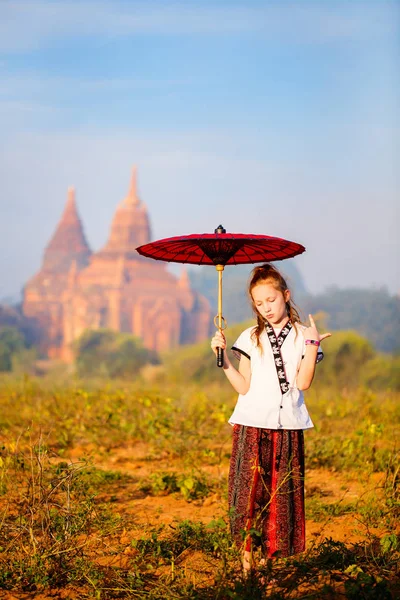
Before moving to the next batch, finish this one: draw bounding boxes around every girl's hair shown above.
[249,263,302,348]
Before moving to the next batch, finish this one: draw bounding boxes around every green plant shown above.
[344,568,392,599]
[140,470,213,502]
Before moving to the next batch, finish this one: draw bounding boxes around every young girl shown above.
[211,263,330,572]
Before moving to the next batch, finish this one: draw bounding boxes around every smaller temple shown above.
[23,168,211,361]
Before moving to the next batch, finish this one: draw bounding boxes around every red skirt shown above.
[228,425,305,558]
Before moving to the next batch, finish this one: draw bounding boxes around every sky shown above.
[0,0,399,301]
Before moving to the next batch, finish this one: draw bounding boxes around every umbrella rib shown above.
[240,245,258,263]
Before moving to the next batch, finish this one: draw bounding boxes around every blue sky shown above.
[0,0,399,300]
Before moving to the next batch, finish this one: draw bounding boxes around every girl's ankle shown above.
[243,550,252,572]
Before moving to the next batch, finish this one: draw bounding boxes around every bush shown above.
[0,327,26,372]
[162,323,400,391]
[162,320,253,385]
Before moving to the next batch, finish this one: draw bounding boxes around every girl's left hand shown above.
[304,314,331,342]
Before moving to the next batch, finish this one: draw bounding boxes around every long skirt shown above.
[228,425,305,558]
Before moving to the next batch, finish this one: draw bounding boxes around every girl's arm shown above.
[211,330,251,395]
[296,344,319,390]
[297,314,331,390]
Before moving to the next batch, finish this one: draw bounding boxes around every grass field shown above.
[0,374,399,599]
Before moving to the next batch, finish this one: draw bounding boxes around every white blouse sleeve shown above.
[231,328,253,361]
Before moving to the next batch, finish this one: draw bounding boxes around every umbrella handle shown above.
[214,264,227,368]
[213,314,227,368]
[217,347,224,368]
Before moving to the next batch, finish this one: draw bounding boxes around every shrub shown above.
[0,326,26,372]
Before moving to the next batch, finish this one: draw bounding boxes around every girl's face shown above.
[251,281,290,327]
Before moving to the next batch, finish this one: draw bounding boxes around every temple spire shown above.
[43,186,92,272]
[100,166,151,254]
[61,186,80,222]
[67,185,75,206]
[125,165,140,206]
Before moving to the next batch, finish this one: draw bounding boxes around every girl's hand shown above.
[304,314,331,343]
[211,330,226,356]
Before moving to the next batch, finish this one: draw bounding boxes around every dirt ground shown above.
[92,442,391,542]
[0,442,395,600]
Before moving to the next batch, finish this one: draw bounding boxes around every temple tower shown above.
[98,166,151,258]
[43,187,91,272]
[23,188,92,357]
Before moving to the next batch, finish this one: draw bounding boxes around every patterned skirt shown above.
[228,425,305,558]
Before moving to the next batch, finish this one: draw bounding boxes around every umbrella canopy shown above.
[136,226,305,367]
[135,227,305,266]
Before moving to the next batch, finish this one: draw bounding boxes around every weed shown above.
[140,470,214,501]
[0,433,122,591]
[344,568,392,599]
[306,497,357,522]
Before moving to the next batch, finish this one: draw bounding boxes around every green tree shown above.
[315,330,375,389]
[361,354,400,391]
[74,329,159,379]
[302,287,400,353]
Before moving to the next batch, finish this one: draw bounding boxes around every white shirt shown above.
[228,324,322,430]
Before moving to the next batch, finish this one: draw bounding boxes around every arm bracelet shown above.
[305,339,320,347]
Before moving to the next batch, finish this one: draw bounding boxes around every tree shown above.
[315,330,375,388]
[302,287,400,353]
[74,329,159,379]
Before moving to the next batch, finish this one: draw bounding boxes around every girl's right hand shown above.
[211,330,226,356]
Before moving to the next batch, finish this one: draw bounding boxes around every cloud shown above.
[0,0,397,53]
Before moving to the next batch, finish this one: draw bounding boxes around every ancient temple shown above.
[23,168,211,361]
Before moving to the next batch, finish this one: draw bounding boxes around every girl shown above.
[211,263,330,573]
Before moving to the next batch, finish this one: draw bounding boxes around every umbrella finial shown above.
[214,225,226,234]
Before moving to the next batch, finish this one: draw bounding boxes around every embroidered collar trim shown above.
[265,320,292,394]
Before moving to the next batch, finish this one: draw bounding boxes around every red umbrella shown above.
[136,225,305,366]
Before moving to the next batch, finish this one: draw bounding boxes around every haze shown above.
[0,0,398,301]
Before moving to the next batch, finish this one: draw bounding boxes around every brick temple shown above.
[23,167,211,361]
